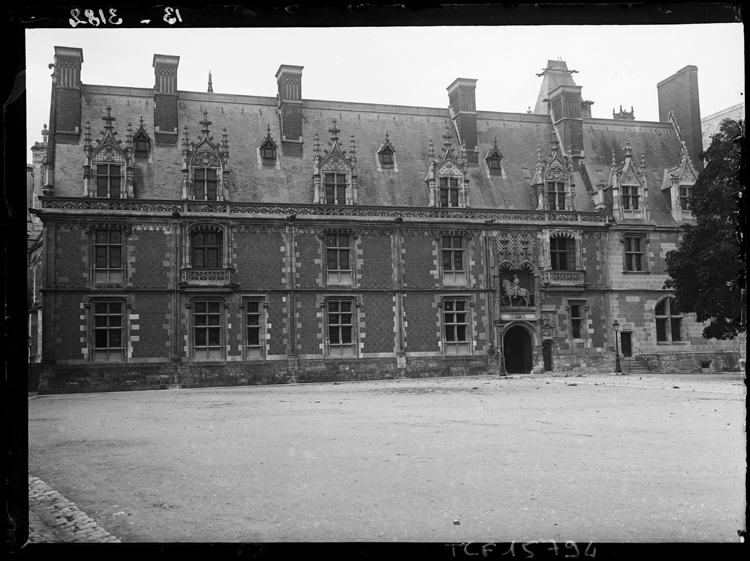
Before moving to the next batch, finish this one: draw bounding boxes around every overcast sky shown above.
[25,23,744,162]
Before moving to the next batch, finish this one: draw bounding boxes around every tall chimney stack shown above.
[657,65,702,171]
[447,78,478,164]
[153,54,180,145]
[276,65,304,157]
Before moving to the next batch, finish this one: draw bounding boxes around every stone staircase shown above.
[623,355,651,375]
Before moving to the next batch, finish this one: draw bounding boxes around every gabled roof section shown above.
[313,119,357,175]
[85,106,126,163]
[184,109,229,168]
[663,140,698,187]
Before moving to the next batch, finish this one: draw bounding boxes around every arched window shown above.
[655,297,683,343]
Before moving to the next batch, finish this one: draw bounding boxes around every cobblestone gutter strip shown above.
[28,475,121,543]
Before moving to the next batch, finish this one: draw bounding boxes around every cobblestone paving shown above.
[28,475,121,543]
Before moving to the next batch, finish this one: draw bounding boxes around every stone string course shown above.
[27,475,121,543]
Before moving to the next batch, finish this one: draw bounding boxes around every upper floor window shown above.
[442,298,471,355]
[194,168,219,201]
[326,299,357,357]
[679,186,692,210]
[244,299,266,360]
[325,173,348,205]
[622,185,640,210]
[192,229,223,269]
[192,300,224,361]
[326,233,353,285]
[624,235,646,272]
[547,181,565,210]
[93,229,124,283]
[95,164,122,198]
[261,144,277,161]
[550,236,573,270]
[655,297,683,343]
[439,177,460,207]
[92,300,125,362]
[441,235,467,285]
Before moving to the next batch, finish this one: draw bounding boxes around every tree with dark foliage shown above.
[664,118,746,340]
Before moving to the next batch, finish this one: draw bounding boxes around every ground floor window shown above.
[326,299,357,357]
[193,300,224,360]
[569,301,586,340]
[655,297,683,343]
[92,300,125,362]
[244,299,265,359]
[443,298,472,355]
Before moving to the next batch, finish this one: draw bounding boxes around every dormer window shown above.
[262,145,276,160]
[679,185,692,210]
[439,177,460,207]
[84,106,131,199]
[547,181,566,210]
[325,173,348,205]
[133,129,150,159]
[622,185,639,210]
[380,147,394,166]
[194,168,219,201]
[95,164,123,198]
[313,120,358,205]
[259,125,278,163]
[485,138,504,175]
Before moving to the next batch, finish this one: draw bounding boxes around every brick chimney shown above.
[276,65,304,157]
[447,78,478,164]
[548,82,584,158]
[153,54,180,145]
[657,65,702,170]
[53,46,83,142]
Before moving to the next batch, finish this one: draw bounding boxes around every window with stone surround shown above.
[244,298,266,360]
[568,300,587,341]
[547,181,566,211]
[325,299,357,357]
[192,299,225,361]
[622,234,648,272]
[442,298,472,355]
[94,163,123,198]
[325,232,353,286]
[679,185,692,211]
[550,236,575,271]
[91,300,125,362]
[92,229,124,284]
[190,226,224,269]
[324,173,348,205]
[439,177,461,208]
[622,185,640,210]
[441,235,467,285]
[193,167,219,201]
[655,297,683,343]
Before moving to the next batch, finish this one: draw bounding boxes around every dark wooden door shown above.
[621,332,632,357]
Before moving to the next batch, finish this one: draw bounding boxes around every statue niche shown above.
[498,265,534,308]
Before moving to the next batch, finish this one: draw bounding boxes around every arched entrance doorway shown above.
[504,325,533,374]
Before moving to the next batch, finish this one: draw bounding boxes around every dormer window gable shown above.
[425,122,470,208]
[131,116,151,159]
[534,134,573,211]
[259,125,278,163]
[661,140,697,221]
[376,131,397,171]
[485,137,505,177]
[83,106,132,199]
[181,109,230,201]
[313,119,358,205]
[611,142,650,221]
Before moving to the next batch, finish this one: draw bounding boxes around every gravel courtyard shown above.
[28,373,746,543]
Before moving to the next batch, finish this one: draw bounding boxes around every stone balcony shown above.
[180,268,237,287]
[542,270,586,286]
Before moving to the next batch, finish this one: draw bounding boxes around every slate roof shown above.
[74,76,686,224]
